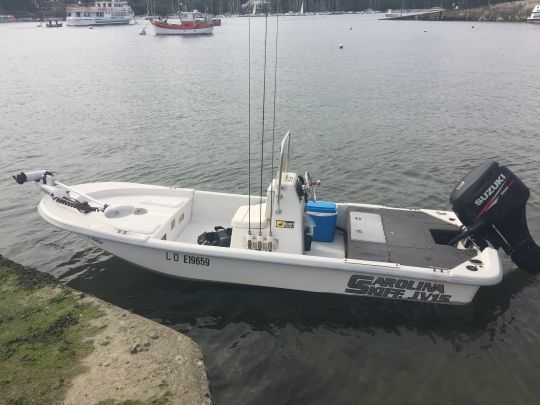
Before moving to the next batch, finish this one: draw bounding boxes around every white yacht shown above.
[66,0,134,26]
[527,4,540,23]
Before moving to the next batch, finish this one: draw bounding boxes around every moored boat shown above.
[385,9,402,17]
[527,4,540,23]
[66,0,133,26]
[150,11,213,35]
[0,15,16,23]
[13,133,540,305]
[46,20,63,28]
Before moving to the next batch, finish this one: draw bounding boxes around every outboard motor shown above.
[450,160,540,273]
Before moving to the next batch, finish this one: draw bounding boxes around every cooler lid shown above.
[307,201,336,213]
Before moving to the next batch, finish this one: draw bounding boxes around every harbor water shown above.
[1,15,540,403]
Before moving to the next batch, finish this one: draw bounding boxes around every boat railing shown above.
[275,131,290,214]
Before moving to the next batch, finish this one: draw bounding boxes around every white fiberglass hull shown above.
[36,182,503,305]
[66,17,132,26]
[82,235,483,304]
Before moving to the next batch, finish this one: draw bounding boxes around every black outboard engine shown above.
[450,161,540,273]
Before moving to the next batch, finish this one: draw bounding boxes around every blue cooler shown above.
[307,201,337,242]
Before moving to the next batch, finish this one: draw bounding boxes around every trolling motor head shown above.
[450,161,540,273]
[13,170,55,185]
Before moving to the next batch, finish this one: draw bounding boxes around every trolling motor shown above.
[13,170,135,219]
[450,161,540,273]
[13,170,55,185]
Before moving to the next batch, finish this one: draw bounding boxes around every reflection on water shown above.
[2,15,540,404]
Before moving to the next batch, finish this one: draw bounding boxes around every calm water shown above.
[1,15,540,404]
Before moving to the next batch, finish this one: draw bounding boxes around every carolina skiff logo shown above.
[346,275,451,303]
[276,220,294,229]
[474,174,506,207]
[87,236,103,244]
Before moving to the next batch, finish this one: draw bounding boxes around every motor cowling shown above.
[450,160,540,273]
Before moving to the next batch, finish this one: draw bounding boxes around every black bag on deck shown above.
[197,226,232,247]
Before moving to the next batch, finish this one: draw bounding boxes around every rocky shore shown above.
[392,1,537,22]
[0,255,211,404]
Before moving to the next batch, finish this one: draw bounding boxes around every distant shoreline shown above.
[387,1,537,22]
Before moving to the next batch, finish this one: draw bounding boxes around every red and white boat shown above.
[150,11,213,35]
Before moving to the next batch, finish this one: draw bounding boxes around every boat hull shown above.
[527,18,540,23]
[152,25,214,35]
[151,19,213,35]
[81,233,481,304]
[66,17,132,26]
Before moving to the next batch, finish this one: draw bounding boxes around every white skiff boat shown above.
[14,134,539,304]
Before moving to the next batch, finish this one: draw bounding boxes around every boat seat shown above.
[105,196,190,236]
[231,203,268,229]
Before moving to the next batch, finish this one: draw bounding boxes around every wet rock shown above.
[129,343,140,354]
[53,378,65,389]
[20,354,36,363]
[2,255,211,404]
[0,256,56,289]
[9,394,23,405]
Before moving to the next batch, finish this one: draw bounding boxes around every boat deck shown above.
[346,207,475,269]
[41,183,477,270]
[306,230,346,259]
[175,220,224,244]
[175,220,347,259]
